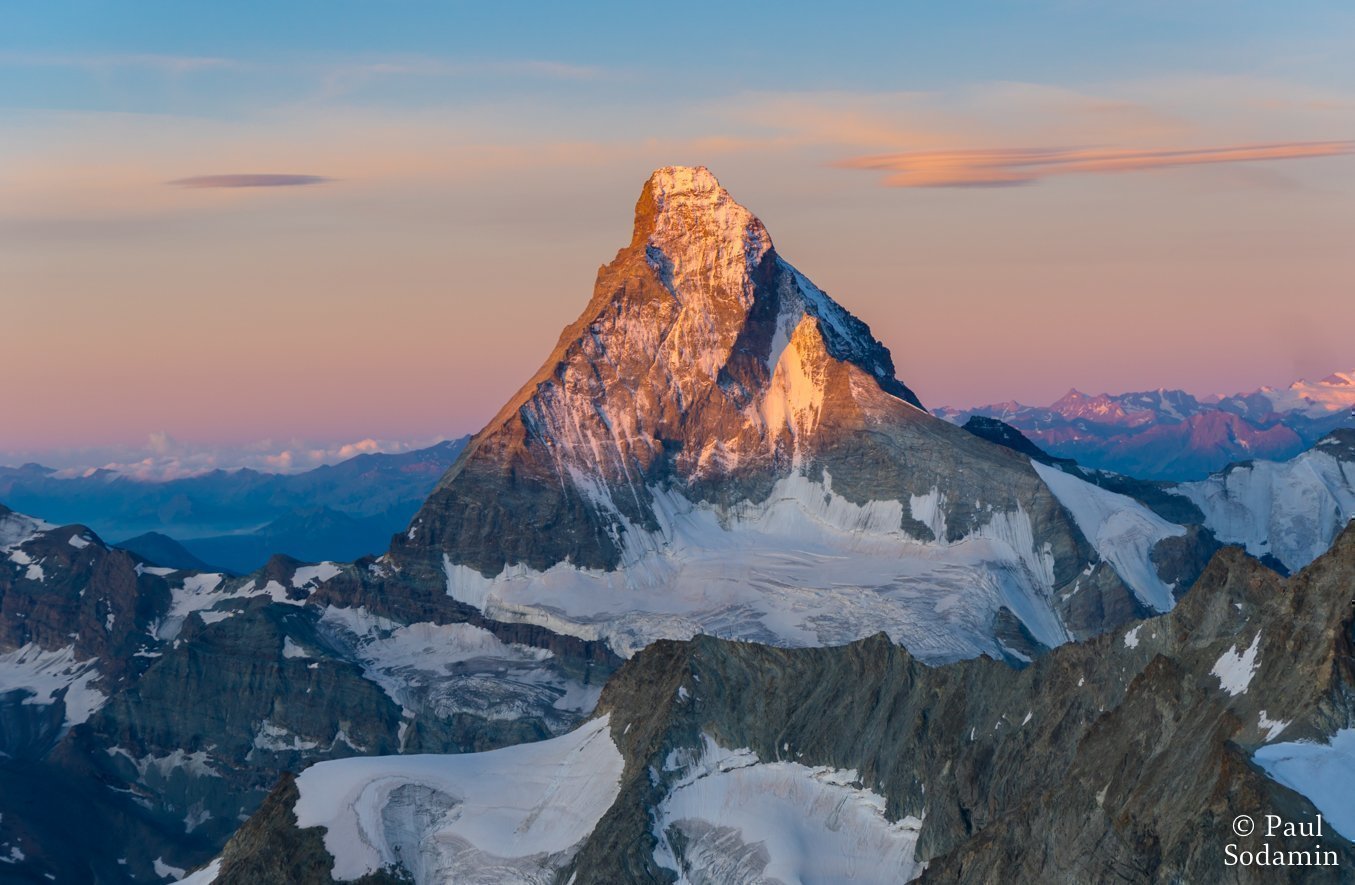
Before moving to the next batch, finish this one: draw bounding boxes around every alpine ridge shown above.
[391,166,1208,662]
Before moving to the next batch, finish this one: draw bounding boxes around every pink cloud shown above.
[837,140,1355,187]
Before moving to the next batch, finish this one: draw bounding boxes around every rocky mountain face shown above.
[209,523,1355,883]
[0,504,616,882]
[392,166,1205,664]
[938,376,1355,481]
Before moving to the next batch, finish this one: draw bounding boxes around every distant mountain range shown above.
[0,438,468,572]
[936,372,1355,480]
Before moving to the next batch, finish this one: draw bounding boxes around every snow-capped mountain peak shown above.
[418,166,925,577]
[1259,369,1355,417]
[636,165,770,298]
[392,166,1206,665]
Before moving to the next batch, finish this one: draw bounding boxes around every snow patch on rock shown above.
[0,643,105,728]
[292,562,342,588]
[1211,633,1262,696]
[0,510,52,551]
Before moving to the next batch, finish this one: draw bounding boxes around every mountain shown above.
[960,415,1076,468]
[1169,428,1355,575]
[0,438,469,542]
[172,506,402,574]
[0,503,615,882]
[937,376,1355,481]
[388,166,1213,664]
[116,531,219,572]
[210,522,1355,883]
[1238,370,1355,419]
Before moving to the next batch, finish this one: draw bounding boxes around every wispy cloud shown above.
[837,140,1355,187]
[167,173,332,188]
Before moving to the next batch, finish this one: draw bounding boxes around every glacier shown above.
[442,467,1179,663]
[653,735,926,882]
[292,715,625,883]
[1170,438,1355,573]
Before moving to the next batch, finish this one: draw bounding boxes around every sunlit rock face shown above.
[399,165,925,573]
[395,166,1200,663]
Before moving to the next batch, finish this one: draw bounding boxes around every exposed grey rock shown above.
[217,526,1355,884]
[0,506,616,882]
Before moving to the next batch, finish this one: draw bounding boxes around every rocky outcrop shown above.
[213,526,1355,883]
[567,524,1355,882]
[0,505,617,882]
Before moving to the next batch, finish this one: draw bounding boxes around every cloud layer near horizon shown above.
[4,434,455,482]
[838,140,1355,187]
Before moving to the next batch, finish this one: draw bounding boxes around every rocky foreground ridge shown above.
[210,523,1355,883]
[0,504,616,882]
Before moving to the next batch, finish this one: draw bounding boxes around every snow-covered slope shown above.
[1254,728,1355,841]
[441,465,1187,663]
[0,643,104,728]
[1170,432,1355,573]
[1031,460,1185,612]
[291,714,625,883]
[0,507,52,550]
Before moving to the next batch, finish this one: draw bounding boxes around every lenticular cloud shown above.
[167,173,331,188]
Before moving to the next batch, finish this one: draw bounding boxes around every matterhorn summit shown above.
[393,166,1204,662]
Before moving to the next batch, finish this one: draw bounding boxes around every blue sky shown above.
[7,1,1352,115]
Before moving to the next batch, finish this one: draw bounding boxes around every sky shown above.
[3,1,1353,474]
